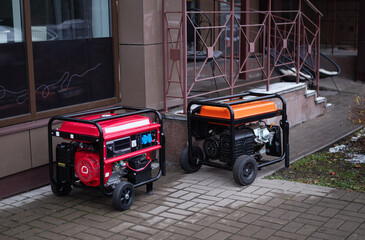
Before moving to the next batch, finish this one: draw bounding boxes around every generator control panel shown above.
[106,130,158,159]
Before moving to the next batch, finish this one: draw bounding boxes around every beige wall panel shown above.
[145,44,164,110]
[143,0,162,45]
[0,131,31,178]
[120,45,147,107]
[119,0,144,44]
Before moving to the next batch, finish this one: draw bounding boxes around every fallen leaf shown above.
[354,164,361,168]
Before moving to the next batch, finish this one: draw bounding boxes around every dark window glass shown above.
[31,0,115,111]
[0,0,29,119]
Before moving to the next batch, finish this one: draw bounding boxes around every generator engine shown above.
[54,114,161,188]
[202,122,282,164]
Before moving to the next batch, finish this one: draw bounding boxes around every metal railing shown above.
[162,0,322,113]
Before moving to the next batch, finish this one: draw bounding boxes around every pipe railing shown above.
[162,0,322,113]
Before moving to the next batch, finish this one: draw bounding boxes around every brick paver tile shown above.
[224,210,247,221]
[252,219,285,230]
[279,210,301,221]
[168,208,194,216]
[344,203,364,212]
[252,227,277,239]
[165,225,196,236]
[130,225,160,235]
[296,224,319,236]
[183,212,207,224]
[338,221,361,232]
[241,205,269,215]
[125,210,153,220]
[206,231,232,240]
[108,222,134,233]
[214,198,235,207]
[206,188,226,197]
[187,203,209,212]
[323,218,346,229]
[50,222,79,234]
[237,225,262,237]
[37,231,68,240]
[147,205,169,215]
[180,192,201,201]
[303,195,323,205]
[217,218,247,229]
[229,234,256,240]
[58,225,89,237]
[280,221,304,233]
[265,197,286,207]
[192,227,218,239]
[209,222,240,234]
[278,203,307,213]
[147,230,174,240]
[196,215,220,227]
[238,213,261,224]
[160,211,186,221]
[119,229,150,240]
[12,228,44,239]
[27,220,56,231]
[294,217,324,227]
[152,218,178,230]
[84,228,115,239]
[274,230,307,240]
[306,205,326,215]
[73,231,104,240]
[339,192,361,202]
[317,227,351,238]
[61,210,87,221]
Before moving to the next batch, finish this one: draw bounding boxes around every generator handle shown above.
[60,106,163,127]
[188,93,286,116]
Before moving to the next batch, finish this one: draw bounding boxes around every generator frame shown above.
[185,92,289,184]
[48,106,165,209]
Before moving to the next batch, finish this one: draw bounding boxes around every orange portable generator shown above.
[180,92,289,185]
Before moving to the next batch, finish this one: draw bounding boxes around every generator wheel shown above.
[180,146,203,173]
[51,182,72,197]
[113,181,135,211]
[233,155,258,186]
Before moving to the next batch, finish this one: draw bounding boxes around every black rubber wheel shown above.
[51,182,72,197]
[113,181,135,211]
[180,146,203,173]
[233,155,258,186]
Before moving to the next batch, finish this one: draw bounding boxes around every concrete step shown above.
[305,89,316,98]
[315,96,327,104]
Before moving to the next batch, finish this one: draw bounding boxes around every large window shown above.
[0,0,117,126]
[0,0,29,119]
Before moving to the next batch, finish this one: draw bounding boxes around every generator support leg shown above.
[146,183,153,195]
[281,119,290,168]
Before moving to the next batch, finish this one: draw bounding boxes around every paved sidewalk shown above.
[0,166,364,240]
[1,77,365,240]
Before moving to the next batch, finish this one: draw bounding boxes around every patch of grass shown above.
[266,132,365,192]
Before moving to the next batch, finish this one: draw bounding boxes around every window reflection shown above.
[0,0,23,43]
[30,0,112,41]
[0,0,28,119]
[31,0,115,111]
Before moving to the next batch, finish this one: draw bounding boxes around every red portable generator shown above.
[181,93,289,186]
[48,106,165,211]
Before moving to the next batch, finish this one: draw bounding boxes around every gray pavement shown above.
[1,77,365,240]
